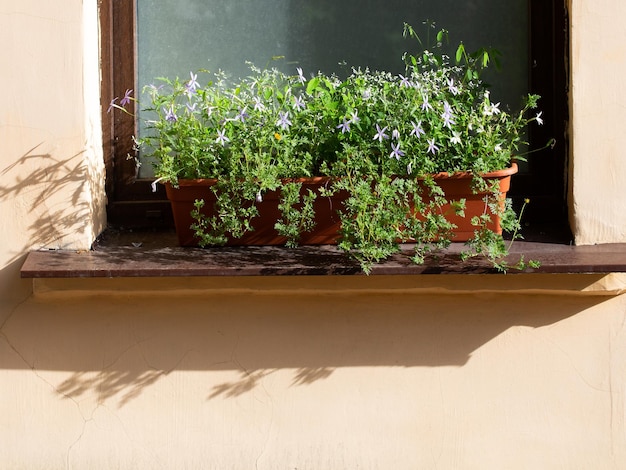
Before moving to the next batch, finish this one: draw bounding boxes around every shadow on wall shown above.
[0,144,92,250]
[0,144,94,324]
[0,290,607,407]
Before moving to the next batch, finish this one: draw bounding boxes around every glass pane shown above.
[137,0,528,177]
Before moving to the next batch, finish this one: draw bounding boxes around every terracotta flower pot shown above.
[165,164,518,246]
[429,162,518,241]
[165,177,346,246]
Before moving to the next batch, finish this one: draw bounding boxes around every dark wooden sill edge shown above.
[20,238,626,279]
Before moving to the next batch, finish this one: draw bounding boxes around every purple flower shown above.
[441,102,455,129]
[186,72,200,94]
[421,94,433,112]
[336,118,351,134]
[276,111,292,130]
[373,124,389,143]
[107,97,118,113]
[215,128,229,146]
[399,74,412,88]
[120,89,133,106]
[410,121,425,138]
[390,142,405,160]
[186,102,198,113]
[392,129,400,140]
[427,138,439,154]
[164,106,177,122]
[292,95,305,111]
[235,106,249,122]
[349,110,360,124]
[442,114,455,129]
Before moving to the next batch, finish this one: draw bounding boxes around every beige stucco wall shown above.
[569,0,626,243]
[1,276,625,469]
[0,0,106,323]
[1,0,626,468]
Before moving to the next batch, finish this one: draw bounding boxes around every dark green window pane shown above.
[137,0,528,177]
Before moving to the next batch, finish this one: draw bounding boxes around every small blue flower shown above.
[164,106,177,122]
[215,128,229,146]
[390,142,405,160]
[276,111,292,130]
[441,102,455,129]
[442,113,455,129]
[292,95,305,111]
[235,107,249,122]
[421,94,433,112]
[336,118,351,134]
[399,74,412,88]
[410,121,425,138]
[120,89,133,106]
[107,97,118,113]
[427,138,439,154]
[373,124,389,143]
[186,72,200,94]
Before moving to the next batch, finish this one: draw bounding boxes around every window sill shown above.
[20,229,626,278]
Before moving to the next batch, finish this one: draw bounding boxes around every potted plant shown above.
[111,23,545,273]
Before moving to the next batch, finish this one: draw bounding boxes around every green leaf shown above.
[456,43,465,63]
[482,51,490,68]
[306,76,320,95]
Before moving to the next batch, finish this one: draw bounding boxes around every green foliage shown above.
[114,22,546,273]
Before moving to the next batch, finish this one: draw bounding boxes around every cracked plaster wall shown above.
[1,286,626,469]
[1,0,626,468]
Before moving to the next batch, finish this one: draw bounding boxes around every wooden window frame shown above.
[100,0,570,236]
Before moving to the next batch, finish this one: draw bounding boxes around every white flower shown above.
[215,129,229,146]
[450,132,462,145]
[490,103,501,115]
[447,78,459,95]
[253,96,265,111]
[296,67,306,84]
[536,111,544,125]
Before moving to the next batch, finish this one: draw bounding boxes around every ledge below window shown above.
[20,229,626,278]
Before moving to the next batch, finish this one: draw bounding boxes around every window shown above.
[101,0,569,239]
